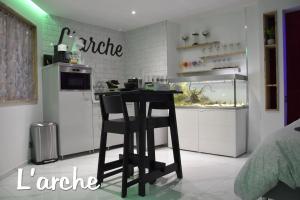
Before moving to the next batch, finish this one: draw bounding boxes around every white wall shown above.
[124,22,168,80]
[172,5,260,151]
[170,0,300,151]
[42,15,125,84]
[2,0,300,178]
[244,5,262,151]
[0,1,126,178]
[257,0,300,139]
[174,7,248,76]
[0,0,44,178]
[166,21,180,78]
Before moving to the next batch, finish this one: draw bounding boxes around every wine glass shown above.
[182,36,189,47]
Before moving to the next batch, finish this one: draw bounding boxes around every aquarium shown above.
[169,74,247,108]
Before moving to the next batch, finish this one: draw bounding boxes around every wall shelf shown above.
[177,41,220,50]
[177,66,240,76]
[263,11,279,110]
[265,44,276,48]
[201,50,246,60]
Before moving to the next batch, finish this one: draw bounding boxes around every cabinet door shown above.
[59,91,93,156]
[92,103,102,149]
[93,103,123,149]
[106,113,124,147]
[175,109,199,151]
[92,116,102,149]
[198,109,236,156]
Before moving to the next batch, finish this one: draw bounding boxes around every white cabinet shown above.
[107,113,124,147]
[198,109,246,157]
[92,103,102,149]
[128,103,168,147]
[42,63,94,157]
[170,108,247,157]
[58,91,94,156]
[171,109,199,152]
[92,103,123,149]
[150,108,168,146]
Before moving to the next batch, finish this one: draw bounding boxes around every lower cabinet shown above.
[168,109,199,152]
[92,103,123,149]
[169,108,247,157]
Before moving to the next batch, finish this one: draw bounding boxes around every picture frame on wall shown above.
[0,2,38,106]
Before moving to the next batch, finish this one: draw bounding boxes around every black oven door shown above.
[60,72,91,90]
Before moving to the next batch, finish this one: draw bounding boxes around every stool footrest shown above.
[104,159,123,171]
[103,168,123,178]
[119,154,166,171]
[152,161,166,172]
[144,163,178,183]
[127,178,140,187]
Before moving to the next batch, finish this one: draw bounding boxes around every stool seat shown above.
[103,116,138,133]
[147,116,170,128]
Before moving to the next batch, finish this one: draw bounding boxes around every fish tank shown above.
[169,74,247,108]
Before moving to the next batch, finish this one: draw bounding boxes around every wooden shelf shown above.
[212,66,240,70]
[265,44,276,48]
[177,66,240,75]
[201,50,246,60]
[177,41,220,50]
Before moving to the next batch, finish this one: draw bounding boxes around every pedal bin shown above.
[30,122,58,164]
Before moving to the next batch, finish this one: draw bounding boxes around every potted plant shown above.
[266,27,275,45]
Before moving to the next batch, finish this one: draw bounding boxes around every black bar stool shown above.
[147,101,183,182]
[97,94,138,198]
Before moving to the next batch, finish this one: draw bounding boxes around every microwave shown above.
[60,65,91,90]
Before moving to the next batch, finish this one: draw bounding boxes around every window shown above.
[0,3,37,105]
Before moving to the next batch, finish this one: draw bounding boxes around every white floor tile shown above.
[0,148,248,200]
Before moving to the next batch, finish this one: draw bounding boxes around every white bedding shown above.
[234,119,300,200]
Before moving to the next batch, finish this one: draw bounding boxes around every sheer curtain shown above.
[0,6,36,104]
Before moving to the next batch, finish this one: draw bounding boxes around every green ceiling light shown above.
[23,0,48,16]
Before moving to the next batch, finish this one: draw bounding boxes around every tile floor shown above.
[0,148,248,200]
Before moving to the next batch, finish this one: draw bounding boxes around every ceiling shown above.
[33,0,255,31]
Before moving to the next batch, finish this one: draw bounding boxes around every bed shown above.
[234,119,300,200]
[262,181,300,199]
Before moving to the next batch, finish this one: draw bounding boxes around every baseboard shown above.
[0,160,28,181]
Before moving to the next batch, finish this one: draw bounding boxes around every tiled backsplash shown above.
[124,22,168,80]
[41,16,169,86]
[41,15,125,85]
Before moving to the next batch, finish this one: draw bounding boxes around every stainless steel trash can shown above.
[30,122,58,164]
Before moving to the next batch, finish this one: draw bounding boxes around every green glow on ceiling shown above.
[23,0,48,16]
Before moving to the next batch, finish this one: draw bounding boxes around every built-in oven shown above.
[60,65,91,90]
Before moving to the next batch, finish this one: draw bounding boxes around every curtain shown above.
[0,5,36,104]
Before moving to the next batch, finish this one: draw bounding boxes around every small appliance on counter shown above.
[124,78,142,90]
[53,44,70,63]
[106,80,120,90]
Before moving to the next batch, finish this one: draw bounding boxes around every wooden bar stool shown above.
[96,94,138,198]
